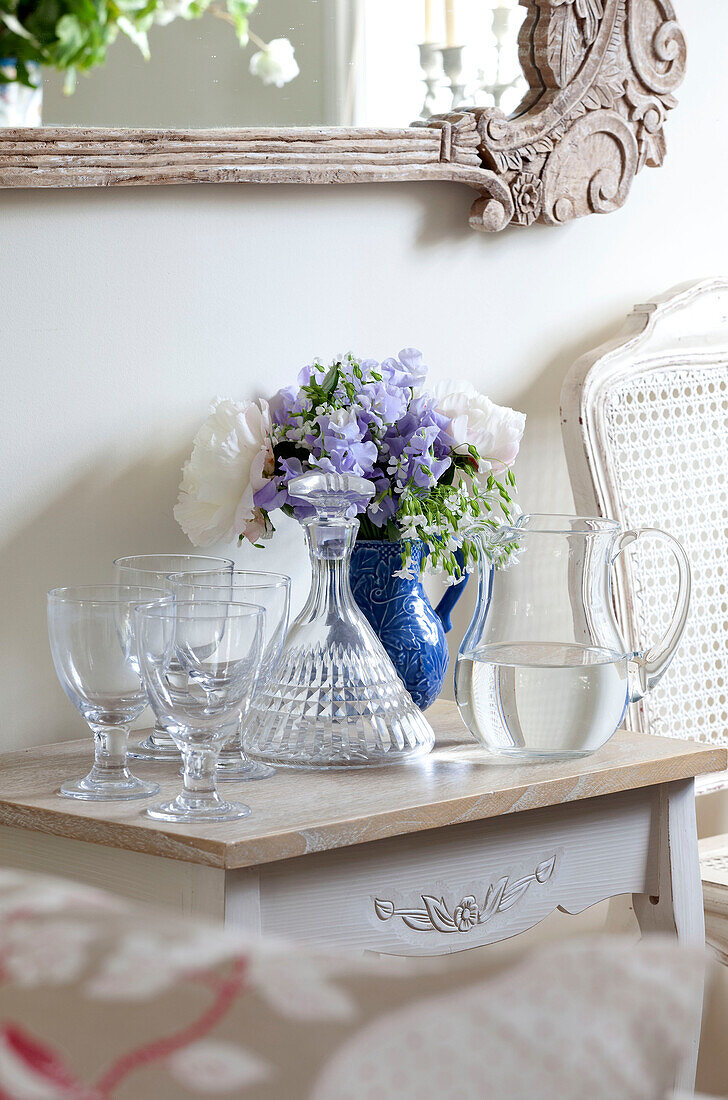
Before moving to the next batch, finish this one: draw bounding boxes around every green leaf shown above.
[53,14,86,65]
[116,13,149,57]
[225,0,256,44]
[319,362,338,397]
[0,12,36,41]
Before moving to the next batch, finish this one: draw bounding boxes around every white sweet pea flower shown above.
[325,407,359,434]
[154,0,194,26]
[249,37,300,88]
[174,397,274,548]
[432,379,526,482]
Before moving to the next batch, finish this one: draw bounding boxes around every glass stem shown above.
[182,748,220,804]
[87,725,131,782]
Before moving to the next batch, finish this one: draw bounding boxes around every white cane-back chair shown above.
[560,278,728,960]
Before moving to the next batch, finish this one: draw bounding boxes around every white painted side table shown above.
[0,702,724,1089]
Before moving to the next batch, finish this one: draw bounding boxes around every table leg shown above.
[224,867,261,932]
[633,779,705,1092]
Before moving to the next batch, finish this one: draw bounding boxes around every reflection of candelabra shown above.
[418,42,443,118]
[416,1,528,117]
[441,45,468,109]
[417,43,470,114]
[485,1,527,110]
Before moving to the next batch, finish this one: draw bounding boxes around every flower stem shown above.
[247,29,266,49]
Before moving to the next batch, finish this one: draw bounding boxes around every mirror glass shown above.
[0,0,527,129]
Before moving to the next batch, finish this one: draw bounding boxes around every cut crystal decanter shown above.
[242,471,435,767]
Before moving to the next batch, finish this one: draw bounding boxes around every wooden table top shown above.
[0,702,724,870]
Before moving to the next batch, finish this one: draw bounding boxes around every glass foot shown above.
[146,796,251,823]
[128,731,181,761]
[215,754,276,781]
[60,774,160,802]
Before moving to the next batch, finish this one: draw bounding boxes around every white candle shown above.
[425,0,434,42]
[445,0,458,46]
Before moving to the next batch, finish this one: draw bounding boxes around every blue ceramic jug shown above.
[349,540,468,710]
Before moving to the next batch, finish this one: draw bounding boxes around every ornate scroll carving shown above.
[0,0,684,235]
[374,856,556,934]
[431,0,685,231]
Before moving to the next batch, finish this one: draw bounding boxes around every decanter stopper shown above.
[288,470,375,518]
[242,470,435,768]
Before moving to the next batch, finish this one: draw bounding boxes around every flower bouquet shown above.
[175,348,526,584]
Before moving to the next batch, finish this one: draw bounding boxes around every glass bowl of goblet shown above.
[47,585,168,801]
[114,554,234,761]
[167,570,290,781]
[134,600,265,823]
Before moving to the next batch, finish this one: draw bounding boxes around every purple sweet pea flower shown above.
[406,394,452,452]
[362,380,407,425]
[387,424,452,490]
[318,438,378,478]
[380,348,429,390]
[316,409,378,477]
[253,476,287,512]
[367,487,398,527]
[297,361,327,387]
[269,385,298,427]
[279,456,306,482]
[253,455,308,511]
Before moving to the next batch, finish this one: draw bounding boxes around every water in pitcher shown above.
[454,643,630,758]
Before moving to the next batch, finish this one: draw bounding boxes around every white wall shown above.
[2,0,727,754]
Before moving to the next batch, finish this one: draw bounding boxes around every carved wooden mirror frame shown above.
[0,0,685,233]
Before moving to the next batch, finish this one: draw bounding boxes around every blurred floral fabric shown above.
[0,869,706,1099]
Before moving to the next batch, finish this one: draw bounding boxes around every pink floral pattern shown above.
[0,1025,87,1099]
[0,870,709,1100]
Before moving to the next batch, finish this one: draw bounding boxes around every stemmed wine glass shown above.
[114,554,234,760]
[47,586,168,801]
[167,570,290,780]
[134,600,265,823]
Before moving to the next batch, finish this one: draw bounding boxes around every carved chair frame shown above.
[560,277,728,794]
[0,0,686,232]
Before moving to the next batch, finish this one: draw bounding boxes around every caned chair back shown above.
[560,279,728,793]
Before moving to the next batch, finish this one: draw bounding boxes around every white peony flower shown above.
[154,0,194,26]
[249,37,300,88]
[432,380,526,482]
[174,398,274,548]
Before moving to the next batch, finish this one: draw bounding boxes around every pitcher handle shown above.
[612,528,691,701]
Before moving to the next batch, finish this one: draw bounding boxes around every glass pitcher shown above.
[455,514,691,760]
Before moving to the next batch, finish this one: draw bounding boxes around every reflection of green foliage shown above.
[226,0,255,44]
[0,0,258,91]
